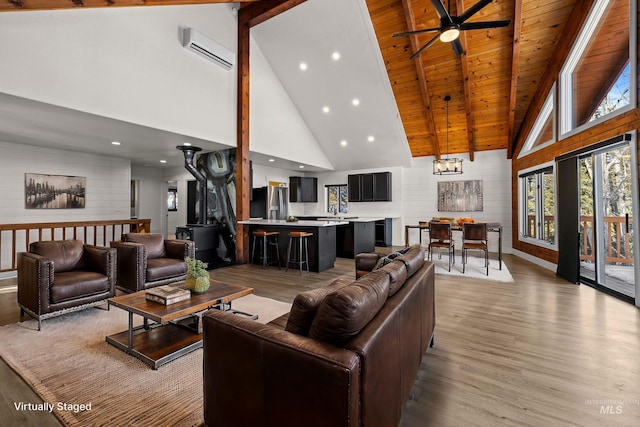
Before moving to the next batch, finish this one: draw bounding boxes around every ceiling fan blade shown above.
[410,33,441,60]
[430,0,454,24]
[459,20,511,31]
[458,0,493,23]
[451,39,465,56]
[392,27,442,38]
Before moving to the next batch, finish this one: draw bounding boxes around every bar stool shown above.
[286,231,313,275]
[251,230,281,269]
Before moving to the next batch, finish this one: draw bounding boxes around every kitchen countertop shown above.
[238,219,349,227]
[316,217,385,222]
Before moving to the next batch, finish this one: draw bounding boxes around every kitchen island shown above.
[238,219,348,272]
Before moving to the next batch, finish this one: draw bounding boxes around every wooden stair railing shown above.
[0,218,151,273]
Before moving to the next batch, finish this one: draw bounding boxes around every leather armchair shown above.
[17,240,116,330]
[110,233,195,293]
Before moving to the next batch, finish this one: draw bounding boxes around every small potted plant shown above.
[185,256,210,293]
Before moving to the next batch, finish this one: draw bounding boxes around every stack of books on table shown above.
[145,285,191,305]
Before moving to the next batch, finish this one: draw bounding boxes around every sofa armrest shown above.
[203,310,360,427]
[17,252,54,314]
[355,252,381,277]
[164,239,195,260]
[110,241,146,292]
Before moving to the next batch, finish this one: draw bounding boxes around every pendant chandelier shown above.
[433,95,463,175]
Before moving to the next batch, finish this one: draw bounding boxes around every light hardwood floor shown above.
[1,252,639,426]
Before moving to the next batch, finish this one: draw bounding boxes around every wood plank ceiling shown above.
[365,0,580,160]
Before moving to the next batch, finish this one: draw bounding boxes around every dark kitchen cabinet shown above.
[373,172,392,201]
[348,174,361,202]
[361,174,374,201]
[348,172,392,202]
[289,177,318,202]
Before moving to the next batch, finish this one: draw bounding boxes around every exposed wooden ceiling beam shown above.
[239,0,305,28]
[400,0,440,159]
[0,0,259,13]
[507,0,522,159]
[456,0,474,162]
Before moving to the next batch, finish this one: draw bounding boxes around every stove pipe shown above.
[177,145,207,224]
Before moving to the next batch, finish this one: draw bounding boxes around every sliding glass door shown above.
[579,142,636,300]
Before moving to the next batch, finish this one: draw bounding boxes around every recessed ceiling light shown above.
[322,106,330,113]
[340,140,347,146]
[352,98,360,106]
[268,158,275,162]
[299,62,308,71]
[368,136,375,142]
[299,165,305,169]
[183,142,192,146]
[160,160,167,164]
[332,51,341,61]
[111,141,121,145]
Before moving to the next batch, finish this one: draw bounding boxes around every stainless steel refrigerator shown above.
[267,185,290,220]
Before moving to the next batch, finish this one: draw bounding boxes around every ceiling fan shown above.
[393,0,511,59]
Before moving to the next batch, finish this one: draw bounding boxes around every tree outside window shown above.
[327,185,348,214]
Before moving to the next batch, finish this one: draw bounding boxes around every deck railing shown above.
[0,218,151,273]
[580,215,633,265]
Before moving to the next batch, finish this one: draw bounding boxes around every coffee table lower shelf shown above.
[106,324,203,370]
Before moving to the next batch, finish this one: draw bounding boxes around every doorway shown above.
[578,139,637,301]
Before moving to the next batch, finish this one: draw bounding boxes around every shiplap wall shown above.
[402,150,512,253]
[0,141,130,274]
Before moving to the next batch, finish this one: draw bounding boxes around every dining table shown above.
[405,222,503,270]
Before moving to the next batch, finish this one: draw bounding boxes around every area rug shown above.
[0,294,291,427]
[430,253,514,283]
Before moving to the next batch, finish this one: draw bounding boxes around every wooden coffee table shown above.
[106,280,253,369]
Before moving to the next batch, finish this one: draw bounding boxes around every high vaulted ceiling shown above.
[365,0,580,161]
[1,0,615,168]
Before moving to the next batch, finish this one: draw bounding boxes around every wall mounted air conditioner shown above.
[183,28,235,70]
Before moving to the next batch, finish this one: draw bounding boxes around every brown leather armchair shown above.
[110,233,195,293]
[17,240,116,330]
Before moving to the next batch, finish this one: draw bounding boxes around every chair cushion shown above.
[379,260,408,297]
[396,245,425,277]
[146,258,187,282]
[50,271,109,303]
[285,278,353,336]
[124,233,166,259]
[30,240,85,273]
[309,270,390,345]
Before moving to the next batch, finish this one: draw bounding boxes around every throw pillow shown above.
[309,270,390,345]
[373,251,401,270]
[379,260,408,297]
[285,278,353,336]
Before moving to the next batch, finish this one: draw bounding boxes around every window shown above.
[519,87,555,158]
[327,185,348,214]
[559,0,635,136]
[167,189,177,211]
[519,166,556,245]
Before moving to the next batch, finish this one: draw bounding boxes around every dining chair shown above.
[428,222,455,271]
[462,222,488,275]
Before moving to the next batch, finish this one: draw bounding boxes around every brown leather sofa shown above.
[110,233,195,293]
[202,244,434,427]
[17,240,116,330]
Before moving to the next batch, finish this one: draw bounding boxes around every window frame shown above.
[326,184,348,214]
[518,85,556,158]
[559,0,637,139]
[518,162,558,249]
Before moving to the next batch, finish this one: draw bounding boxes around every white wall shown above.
[250,37,333,170]
[0,5,238,144]
[131,165,165,234]
[402,150,512,252]
[0,141,130,273]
